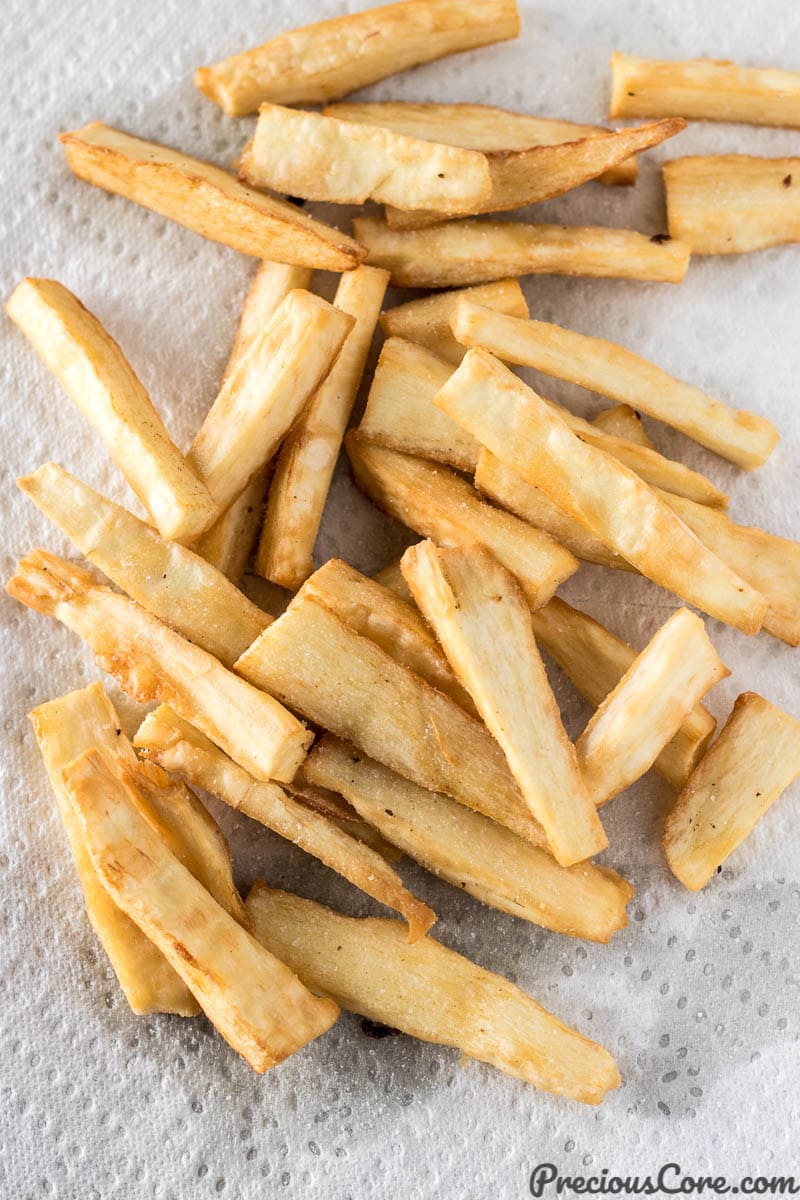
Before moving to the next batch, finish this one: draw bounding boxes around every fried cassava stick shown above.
[379,280,529,365]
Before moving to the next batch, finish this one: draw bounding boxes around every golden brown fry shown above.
[664,693,800,890]
[195,0,521,116]
[59,123,365,270]
[7,550,310,784]
[574,609,728,807]
[247,883,621,1103]
[664,155,800,255]
[451,300,778,469]
[379,280,529,365]
[255,265,389,590]
[5,278,218,543]
[610,53,800,128]
[135,706,433,940]
[592,404,653,448]
[353,216,691,288]
[65,748,338,1071]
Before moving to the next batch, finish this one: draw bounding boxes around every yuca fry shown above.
[65,748,339,1071]
[195,0,521,116]
[663,155,800,256]
[6,550,310,784]
[345,435,578,609]
[609,52,800,128]
[379,281,529,366]
[5,278,217,544]
[401,542,607,866]
[134,706,433,940]
[663,693,800,891]
[285,779,404,863]
[592,404,653,448]
[225,264,316,383]
[188,290,354,515]
[434,350,766,633]
[451,300,778,469]
[247,883,621,1103]
[235,592,546,846]
[18,462,270,669]
[304,738,632,941]
[255,265,390,590]
[30,683,198,1017]
[574,609,728,808]
[353,216,691,288]
[240,105,491,214]
[59,123,365,270]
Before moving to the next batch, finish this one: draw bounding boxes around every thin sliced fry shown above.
[345,435,578,608]
[609,53,800,128]
[6,550,310,784]
[65,748,338,1071]
[663,693,800,890]
[5,278,218,543]
[135,706,433,940]
[285,779,403,862]
[304,738,631,942]
[59,123,365,270]
[255,265,390,590]
[434,350,766,633]
[451,300,778,469]
[188,290,353,515]
[574,609,728,807]
[592,404,653,447]
[235,592,546,846]
[353,216,691,288]
[379,281,529,366]
[664,155,800,255]
[195,0,520,116]
[401,542,607,866]
[247,883,621,1103]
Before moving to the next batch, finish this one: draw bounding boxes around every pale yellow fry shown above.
[664,155,800,255]
[592,404,653,447]
[345,434,578,609]
[452,299,778,469]
[255,265,389,590]
[379,280,529,366]
[285,779,404,863]
[6,550,310,784]
[235,592,546,846]
[664,693,800,890]
[134,706,433,941]
[401,542,607,866]
[434,350,766,633]
[575,609,728,808]
[59,123,365,270]
[5,278,217,543]
[226,264,316,382]
[353,216,691,288]
[195,0,520,116]
[247,883,621,1103]
[65,748,338,1071]
[610,52,800,128]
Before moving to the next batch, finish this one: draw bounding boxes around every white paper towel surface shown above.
[1,1,799,1196]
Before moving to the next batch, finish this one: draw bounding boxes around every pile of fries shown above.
[6,0,800,1108]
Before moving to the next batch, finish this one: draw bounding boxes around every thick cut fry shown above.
[353,216,691,288]
[5,278,217,543]
[285,779,403,862]
[188,290,353,515]
[247,884,620,1103]
[7,550,310,784]
[135,706,433,941]
[235,593,546,846]
[663,155,800,256]
[59,123,364,270]
[241,105,491,214]
[345,435,578,608]
[574,609,728,807]
[610,53,800,128]
[65,748,338,1071]
[664,693,800,890]
[195,0,520,116]
[255,266,389,590]
[434,350,766,633]
[451,300,778,469]
[379,281,529,365]
[401,543,607,866]
[592,404,653,447]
